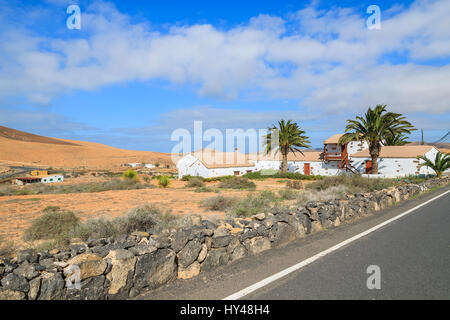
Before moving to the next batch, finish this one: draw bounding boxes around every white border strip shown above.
[223,189,450,300]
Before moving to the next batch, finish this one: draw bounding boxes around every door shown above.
[304,163,310,176]
[365,160,373,174]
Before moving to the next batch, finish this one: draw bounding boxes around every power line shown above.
[432,131,450,144]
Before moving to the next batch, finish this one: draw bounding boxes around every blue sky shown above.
[0,0,449,152]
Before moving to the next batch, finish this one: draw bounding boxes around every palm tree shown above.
[339,105,415,174]
[417,151,450,178]
[384,132,409,146]
[264,120,311,173]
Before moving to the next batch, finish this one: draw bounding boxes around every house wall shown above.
[347,141,369,155]
[289,161,343,176]
[41,175,64,183]
[350,148,441,177]
[177,154,256,178]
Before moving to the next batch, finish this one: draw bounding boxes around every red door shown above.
[365,161,373,174]
[304,163,310,176]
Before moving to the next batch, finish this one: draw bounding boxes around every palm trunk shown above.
[369,143,381,174]
[281,151,288,173]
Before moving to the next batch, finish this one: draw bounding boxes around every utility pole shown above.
[421,129,424,145]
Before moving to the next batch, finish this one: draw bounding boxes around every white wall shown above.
[177,154,257,178]
[41,175,64,183]
[350,147,441,177]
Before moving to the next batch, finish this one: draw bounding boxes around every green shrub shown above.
[157,176,171,188]
[74,218,118,241]
[0,235,16,257]
[243,171,323,181]
[114,205,163,235]
[306,174,396,193]
[201,195,237,211]
[186,177,205,188]
[218,177,256,189]
[228,193,273,218]
[23,210,80,241]
[181,175,193,181]
[122,169,138,180]
[286,180,303,189]
[194,186,216,193]
[278,189,298,200]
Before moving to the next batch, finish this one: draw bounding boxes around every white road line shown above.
[223,189,450,300]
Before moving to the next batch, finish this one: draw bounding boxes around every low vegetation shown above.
[0,179,154,196]
[306,174,397,193]
[23,205,181,246]
[286,180,303,189]
[157,176,171,188]
[186,177,205,188]
[243,171,323,181]
[122,169,138,181]
[228,192,275,218]
[23,207,80,244]
[278,189,299,200]
[218,176,256,189]
[201,195,237,211]
[0,235,16,257]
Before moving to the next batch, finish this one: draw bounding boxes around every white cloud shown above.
[0,0,450,114]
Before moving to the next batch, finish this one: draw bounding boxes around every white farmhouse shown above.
[350,145,441,177]
[176,134,447,179]
[177,148,256,179]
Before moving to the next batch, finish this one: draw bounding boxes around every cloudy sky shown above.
[0,0,449,152]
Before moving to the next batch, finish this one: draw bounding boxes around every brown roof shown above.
[324,134,344,144]
[192,149,254,169]
[351,145,435,158]
[248,151,323,162]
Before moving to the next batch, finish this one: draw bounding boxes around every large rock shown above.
[13,261,40,280]
[177,261,201,279]
[0,289,26,300]
[270,222,296,247]
[105,249,137,296]
[171,230,189,253]
[197,244,208,263]
[230,245,248,262]
[28,277,41,300]
[38,272,65,300]
[201,248,229,271]
[65,253,107,281]
[177,239,202,268]
[1,273,29,292]
[80,275,107,300]
[133,249,177,290]
[211,235,232,248]
[243,237,271,255]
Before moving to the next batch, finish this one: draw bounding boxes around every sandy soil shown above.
[0,178,306,243]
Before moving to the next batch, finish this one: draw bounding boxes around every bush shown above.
[228,193,273,218]
[202,195,237,211]
[23,210,80,242]
[218,177,256,189]
[286,180,303,189]
[243,171,323,181]
[194,186,217,193]
[123,169,138,180]
[74,218,118,241]
[186,177,205,188]
[278,189,298,200]
[0,235,16,257]
[306,174,396,193]
[296,185,350,206]
[114,205,163,235]
[157,176,171,188]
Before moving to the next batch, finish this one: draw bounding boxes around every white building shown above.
[176,134,447,179]
[177,149,257,179]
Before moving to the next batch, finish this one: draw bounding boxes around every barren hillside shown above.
[0,126,173,169]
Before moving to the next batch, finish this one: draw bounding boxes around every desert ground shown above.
[0,177,308,244]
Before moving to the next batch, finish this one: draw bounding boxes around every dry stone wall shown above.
[0,176,449,300]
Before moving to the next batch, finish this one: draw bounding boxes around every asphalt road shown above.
[138,186,450,300]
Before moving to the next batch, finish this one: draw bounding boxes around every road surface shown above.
[138,185,450,300]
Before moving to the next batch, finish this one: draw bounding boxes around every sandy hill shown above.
[0,126,173,169]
